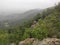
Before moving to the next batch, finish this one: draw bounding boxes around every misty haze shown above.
[0,0,60,45]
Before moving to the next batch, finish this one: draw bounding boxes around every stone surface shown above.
[19,38,60,45]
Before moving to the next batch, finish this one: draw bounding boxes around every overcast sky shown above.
[0,0,60,12]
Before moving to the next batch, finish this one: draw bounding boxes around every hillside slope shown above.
[0,3,60,45]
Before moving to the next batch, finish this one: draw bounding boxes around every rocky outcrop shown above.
[40,38,60,45]
[19,38,36,45]
[19,38,60,45]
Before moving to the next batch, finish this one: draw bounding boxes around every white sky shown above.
[0,0,60,11]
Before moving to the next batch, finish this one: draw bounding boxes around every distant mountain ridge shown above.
[0,9,42,28]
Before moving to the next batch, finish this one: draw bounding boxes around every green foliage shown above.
[23,19,48,40]
[31,19,48,40]
[0,33,9,45]
[23,28,32,40]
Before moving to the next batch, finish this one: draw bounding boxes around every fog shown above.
[0,0,60,15]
